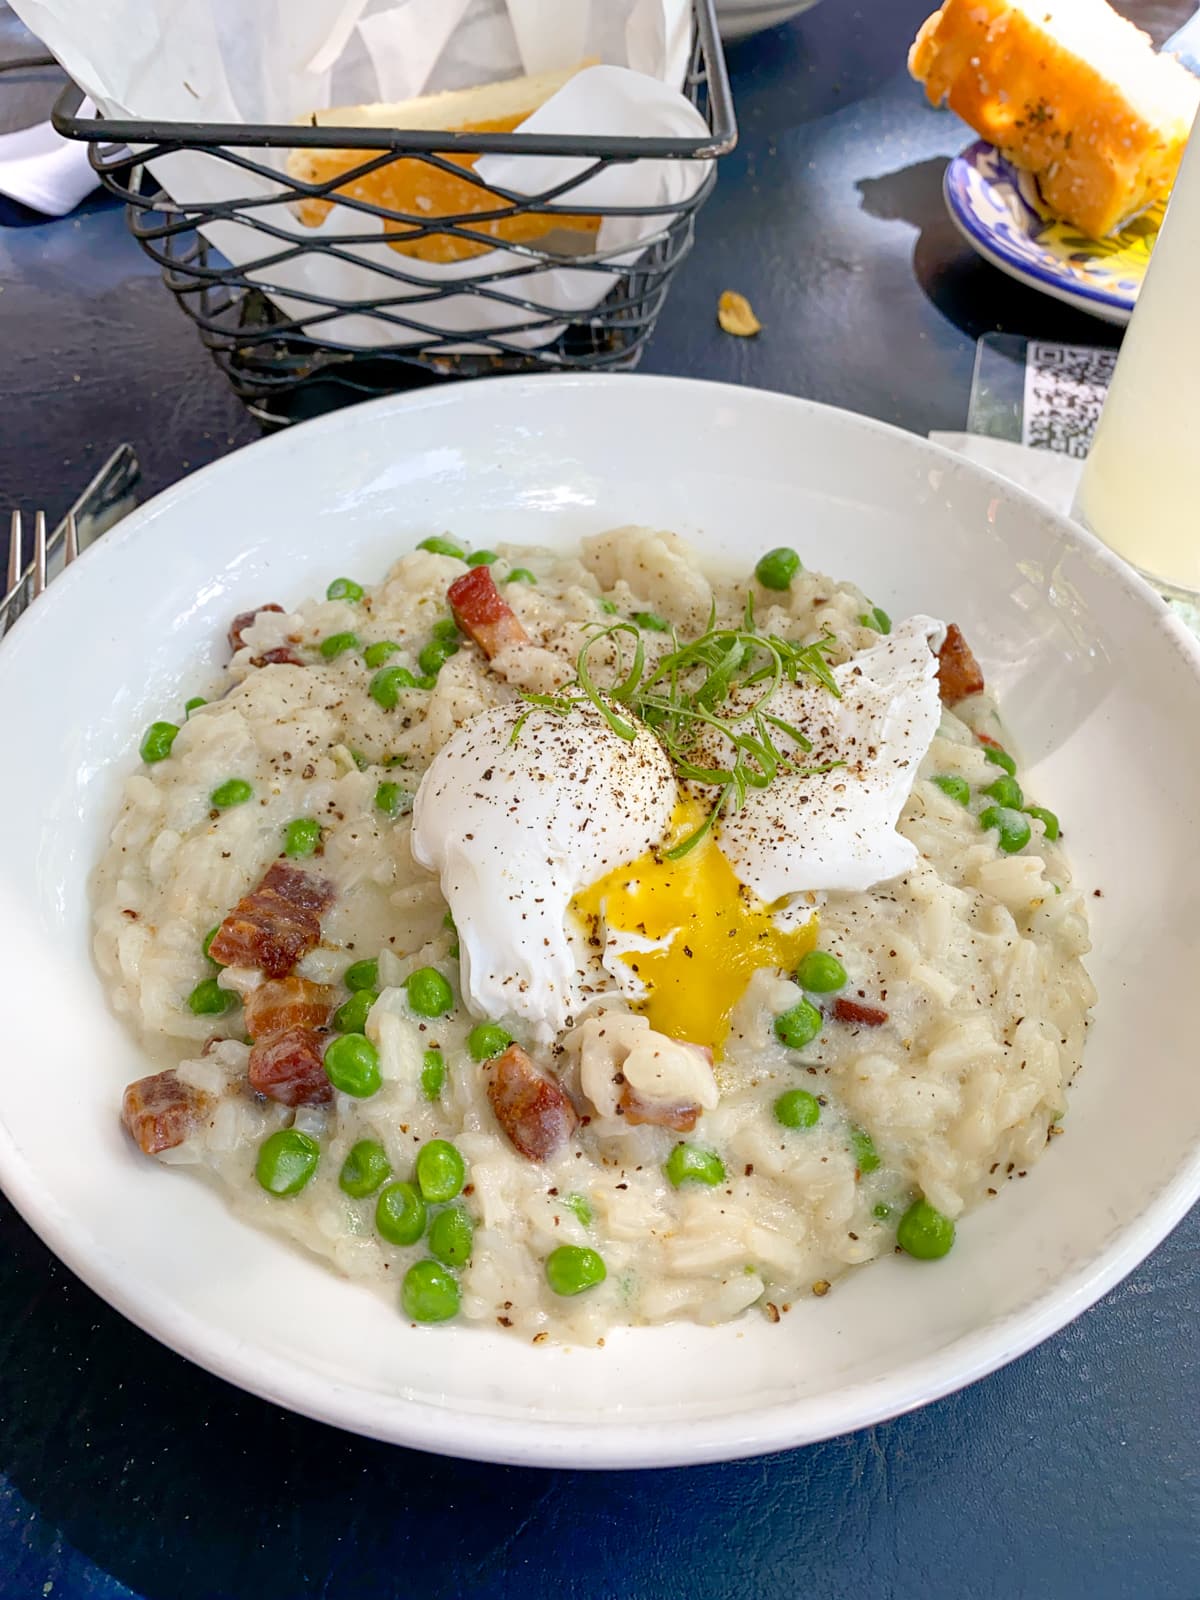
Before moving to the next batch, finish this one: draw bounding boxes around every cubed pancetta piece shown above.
[935,623,984,703]
[248,1026,332,1107]
[228,603,284,653]
[243,976,334,1042]
[485,1044,577,1162]
[208,862,334,979]
[447,567,530,659]
[122,1069,213,1155]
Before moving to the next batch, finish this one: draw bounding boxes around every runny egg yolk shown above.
[571,802,817,1057]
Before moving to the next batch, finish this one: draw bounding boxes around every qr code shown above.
[1022,341,1118,458]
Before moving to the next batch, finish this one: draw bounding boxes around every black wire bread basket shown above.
[51,0,736,427]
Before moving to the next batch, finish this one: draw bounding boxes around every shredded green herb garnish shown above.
[513,615,845,857]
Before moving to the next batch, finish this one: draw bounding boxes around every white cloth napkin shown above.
[928,432,1084,516]
[0,110,98,215]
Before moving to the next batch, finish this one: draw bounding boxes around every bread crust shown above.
[909,0,1200,236]
[285,64,600,263]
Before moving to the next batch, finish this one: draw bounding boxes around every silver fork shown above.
[3,510,79,635]
[1,444,141,640]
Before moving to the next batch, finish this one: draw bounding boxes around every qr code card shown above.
[1022,341,1118,458]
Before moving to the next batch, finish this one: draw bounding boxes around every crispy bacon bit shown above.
[244,977,333,1042]
[832,997,889,1027]
[447,566,530,659]
[208,862,334,979]
[485,1044,578,1162]
[936,623,985,704]
[248,1026,332,1107]
[619,1088,700,1133]
[618,1040,711,1132]
[251,646,304,668]
[122,1070,213,1156]
[977,732,1003,751]
[229,603,284,653]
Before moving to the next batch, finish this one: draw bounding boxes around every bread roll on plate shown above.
[287,64,600,264]
[909,0,1200,237]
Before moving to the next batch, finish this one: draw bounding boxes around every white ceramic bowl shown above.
[2,375,1198,1468]
[717,0,822,42]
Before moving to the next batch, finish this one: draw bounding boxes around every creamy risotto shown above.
[95,526,1094,1342]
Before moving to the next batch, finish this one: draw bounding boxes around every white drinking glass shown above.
[1072,113,1200,599]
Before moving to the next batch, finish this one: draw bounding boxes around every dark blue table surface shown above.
[1,3,1197,1596]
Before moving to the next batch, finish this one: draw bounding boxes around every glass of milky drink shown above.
[1073,114,1200,599]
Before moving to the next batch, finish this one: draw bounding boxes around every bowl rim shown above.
[3,371,1198,1468]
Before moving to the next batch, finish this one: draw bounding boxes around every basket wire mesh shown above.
[52,0,735,427]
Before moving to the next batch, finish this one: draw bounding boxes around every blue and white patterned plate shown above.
[944,140,1162,326]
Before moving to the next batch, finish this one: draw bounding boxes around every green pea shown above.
[283,817,321,859]
[850,1127,880,1175]
[983,744,1017,777]
[184,697,207,717]
[872,1202,893,1220]
[598,598,618,614]
[754,546,802,590]
[350,749,369,772]
[256,1129,319,1197]
[210,778,253,809]
[418,638,458,677]
[323,1032,381,1098]
[406,966,453,1018]
[333,989,377,1033]
[417,536,465,560]
[773,998,823,1050]
[369,665,418,710]
[506,568,537,585]
[664,1143,726,1188]
[202,926,222,964]
[774,1089,820,1129]
[319,631,359,660]
[545,1244,607,1297]
[443,911,456,931]
[376,1181,427,1247]
[338,1139,390,1199]
[375,781,412,818]
[563,1193,592,1226]
[932,774,971,805]
[1026,805,1060,842]
[897,1199,956,1260]
[344,958,378,992]
[983,774,1024,809]
[401,1259,460,1322]
[362,640,401,669]
[469,549,501,567]
[795,950,846,993]
[468,1022,512,1062]
[254,1132,320,1196]
[428,1205,474,1267]
[416,1139,466,1204]
[421,1048,446,1101]
[187,977,235,1016]
[432,617,461,642]
[140,721,179,763]
[634,611,669,632]
[858,606,892,634]
[326,577,364,603]
[979,804,1031,854]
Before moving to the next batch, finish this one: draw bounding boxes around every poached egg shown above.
[411,614,946,1053]
[703,614,947,905]
[411,699,676,1043]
